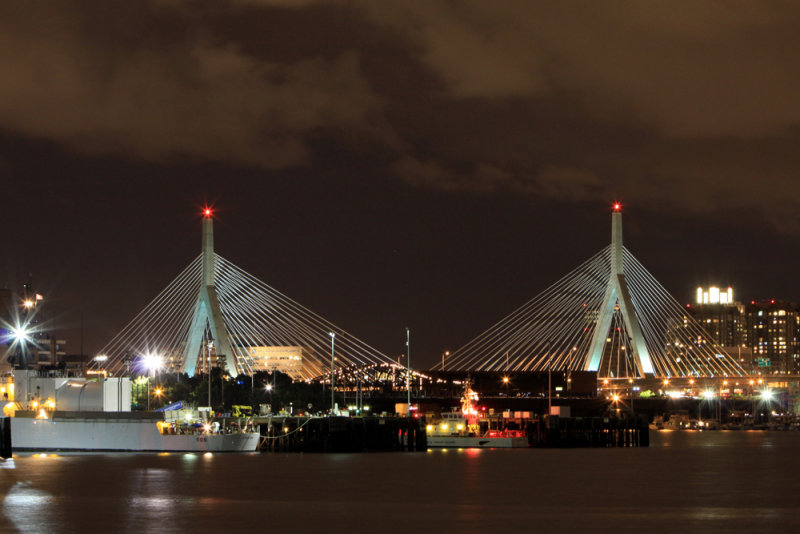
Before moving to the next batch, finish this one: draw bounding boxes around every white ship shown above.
[4,370,259,453]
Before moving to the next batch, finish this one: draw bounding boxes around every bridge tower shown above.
[584,204,655,377]
[181,210,236,377]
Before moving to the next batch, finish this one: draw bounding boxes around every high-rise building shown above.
[686,286,755,372]
[687,286,745,347]
[744,300,800,374]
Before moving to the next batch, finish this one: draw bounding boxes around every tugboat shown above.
[425,381,528,448]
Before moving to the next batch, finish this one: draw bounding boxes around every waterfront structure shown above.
[437,205,746,378]
[92,209,397,379]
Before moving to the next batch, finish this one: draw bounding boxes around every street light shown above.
[329,332,335,413]
[406,327,411,414]
[141,352,163,411]
[628,378,635,415]
[547,343,552,416]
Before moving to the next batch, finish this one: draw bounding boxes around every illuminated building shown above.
[687,286,745,348]
[744,300,800,374]
[687,286,756,372]
[246,346,311,380]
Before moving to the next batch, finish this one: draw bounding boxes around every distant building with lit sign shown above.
[689,286,745,348]
[696,286,734,305]
[687,285,752,371]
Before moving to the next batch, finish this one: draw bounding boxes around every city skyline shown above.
[3,3,800,367]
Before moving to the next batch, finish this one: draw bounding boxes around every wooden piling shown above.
[0,417,11,459]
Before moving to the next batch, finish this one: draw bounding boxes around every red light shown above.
[612,202,622,212]
[204,208,212,217]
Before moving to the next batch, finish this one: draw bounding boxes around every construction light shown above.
[141,353,163,373]
[13,325,29,343]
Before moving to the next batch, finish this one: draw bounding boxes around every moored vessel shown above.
[4,370,259,452]
[425,381,529,448]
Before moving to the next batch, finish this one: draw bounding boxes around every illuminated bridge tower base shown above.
[584,205,655,377]
[182,214,236,377]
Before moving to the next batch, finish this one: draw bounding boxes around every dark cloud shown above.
[0,2,384,169]
[3,0,800,233]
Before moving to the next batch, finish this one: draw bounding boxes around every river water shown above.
[2,431,799,533]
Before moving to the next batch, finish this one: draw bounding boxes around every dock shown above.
[257,415,426,452]
[527,415,649,447]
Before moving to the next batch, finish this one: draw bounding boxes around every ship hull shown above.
[426,435,529,448]
[11,416,259,452]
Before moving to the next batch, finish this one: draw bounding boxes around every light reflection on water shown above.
[2,432,800,532]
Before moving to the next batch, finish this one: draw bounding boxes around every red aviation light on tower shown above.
[612,202,622,212]
[203,207,213,218]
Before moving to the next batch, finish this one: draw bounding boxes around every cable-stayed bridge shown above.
[93,212,400,380]
[437,205,746,379]
[94,205,745,382]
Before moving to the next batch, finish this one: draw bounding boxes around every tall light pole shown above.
[629,378,634,415]
[442,350,449,372]
[406,327,411,413]
[142,352,163,412]
[329,332,335,413]
[207,341,213,409]
[547,343,553,416]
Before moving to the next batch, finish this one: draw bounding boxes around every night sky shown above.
[3,2,800,367]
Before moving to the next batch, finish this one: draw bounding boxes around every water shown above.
[2,431,800,533]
